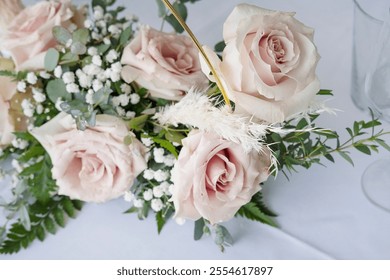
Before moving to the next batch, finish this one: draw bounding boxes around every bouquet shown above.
[0,0,388,254]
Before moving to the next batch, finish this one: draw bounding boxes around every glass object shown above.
[362,158,390,212]
[353,0,390,212]
[351,0,389,110]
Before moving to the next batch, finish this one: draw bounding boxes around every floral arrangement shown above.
[0,0,388,254]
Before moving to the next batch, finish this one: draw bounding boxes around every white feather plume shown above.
[154,89,272,153]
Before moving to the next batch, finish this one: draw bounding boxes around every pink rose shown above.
[121,26,209,101]
[0,0,24,33]
[203,4,320,123]
[31,113,148,203]
[0,57,20,147]
[0,0,85,70]
[171,130,271,224]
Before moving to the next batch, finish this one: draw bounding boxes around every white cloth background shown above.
[1,0,390,259]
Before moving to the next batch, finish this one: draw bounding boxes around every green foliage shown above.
[0,197,82,254]
[194,218,205,240]
[44,48,60,71]
[52,26,72,45]
[0,70,17,78]
[152,137,178,158]
[156,208,173,234]
[251,192,277,217]
[213,225,233,253]
[214,41,226,53]
[157,0,200,33]
[21,154,57,205]
[237,203,278,227]
[72,28,90,45]
[268,111,390,173]
[46,79,71,104]
[128,115,149,131]
[16,135,57,204]
[317,89,333,96]
[119,26,133,47]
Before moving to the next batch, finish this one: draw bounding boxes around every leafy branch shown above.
[268,110,390,174]
[0,196,82,254]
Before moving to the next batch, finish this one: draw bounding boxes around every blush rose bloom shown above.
[0,57,27,148]
[171,130,271,224]
[31,113,148,203]
[202,4,320,123]
[121,25,209,101]
[0,0,85,70]
[0,0,24,32]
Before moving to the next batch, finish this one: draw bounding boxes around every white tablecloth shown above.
[1,0,390,260]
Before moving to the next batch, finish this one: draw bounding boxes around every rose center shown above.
[205,150,236,194]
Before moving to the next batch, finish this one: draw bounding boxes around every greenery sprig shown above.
[0,196,82,254]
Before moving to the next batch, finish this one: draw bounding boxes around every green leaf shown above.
[22,154,57,204]
[213,225,233,251]
[52,26,72,45]
[53,208,65,228]
[13,132,36,142]
[18,145,45,163]
[165,15,184,33]
[119,26,133,46]
[44,48,60,71]
[317,89,333,96]
[214,41,226,53]
[0,70,16,78]
[355,144,371,155]
[152,138,178,158]
[251,192,277,217]
[72,28,90,45]
[155,0,166,17]
[44,218,56,235]
[72,200,83,211]
[96,44,110,54]
[128,114,149,131]
[362,120,382,129]
[346,127,354,138]
[324,153,335,163]
[46,79,71,104]
[70,42,87,55]
[124,206,138,214]
[156,211,166,234]
[236,202,278,227]
[194,218,205,241]
[296,118,309,130]
[165,130,185,145]
[313,129,338,139]
[61,52,79,65]
[36,226,45,242]
[353,121,360,136]
[375,139,390,152]
[0,197,82,254]
[61,198,76,218]
[338,151,354,166]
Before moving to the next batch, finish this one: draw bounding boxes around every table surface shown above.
[1,0,390,260]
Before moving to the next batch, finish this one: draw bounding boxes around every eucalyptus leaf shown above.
[46,79,71,104]
[71,42,87,55]
[155,0,166,17]
[44,48,60,71]
[96,44,110,54]
[72,28,90,45]
[52,26,72,45]
[61,52,79,65]
[119,26,133,46]
[194,218,205,241]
